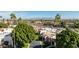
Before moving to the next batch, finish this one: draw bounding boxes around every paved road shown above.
[30,40,43,48]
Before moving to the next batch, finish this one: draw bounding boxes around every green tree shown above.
[12,22,40,48]
[17,17,22,23]
[31,20,35,23]
[56,28,79,48]
[10,13,17,25]
[18,17,22,21]
[3,18,5,23]
[74,20,79,28]
[54,14,61,27]
[6,19,10,26]
[55,14,61,22]
[0,22,8,28]
[61,21,67,28]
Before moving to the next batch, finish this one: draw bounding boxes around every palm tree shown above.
[55,14,61,21]
[10,13,17,48]
[54,14,61,27]
[10,13,17,25]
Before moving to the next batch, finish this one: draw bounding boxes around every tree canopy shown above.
[10,13,17,25]
[55,14,61,22]
[54,14,61,27]
[0,22,8,28]
[12,22,40,48]
[56,28,79,48]
[10,13,16,20]
[74,20,79,28]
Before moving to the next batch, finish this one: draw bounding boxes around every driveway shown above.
[30,40,43,48]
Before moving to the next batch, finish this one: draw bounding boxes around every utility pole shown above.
[54,29,57,47]
[13,29,16,48]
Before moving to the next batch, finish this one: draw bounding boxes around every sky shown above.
[0,11,79,19]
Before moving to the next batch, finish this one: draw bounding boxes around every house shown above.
[39,27,56,42]
[39,27,64,47]
[0,28,13,47]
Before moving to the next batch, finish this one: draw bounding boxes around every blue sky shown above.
[0,11,79,19]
